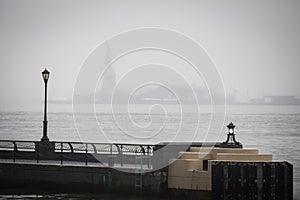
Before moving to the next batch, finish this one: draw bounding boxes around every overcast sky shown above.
[0,0,300,110]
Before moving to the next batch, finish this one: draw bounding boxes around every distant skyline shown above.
[1,0,300,110]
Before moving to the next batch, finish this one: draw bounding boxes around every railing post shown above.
[12,141,17,163]
[13,146,16,163]
[85,143,88,166]
[60,143,63,165]
[121,145,123,167]
[147,146,150,168]
[36,143,39,164]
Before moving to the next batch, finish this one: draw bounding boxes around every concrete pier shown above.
[0,146,293,199]
[0,162,167,197]
[168,147,293,199]
[0,137,293,199]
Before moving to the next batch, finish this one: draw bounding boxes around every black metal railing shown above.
[0,140,221,169]
[0,140,154,168]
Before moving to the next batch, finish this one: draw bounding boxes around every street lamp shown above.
[220,122,242,148]
[41,68,50,142]
[226,122,236,143]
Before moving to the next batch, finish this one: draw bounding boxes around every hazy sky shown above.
[1,0,300,110]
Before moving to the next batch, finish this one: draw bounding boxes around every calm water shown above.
[0,104,299,198]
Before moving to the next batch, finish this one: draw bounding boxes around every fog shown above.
[1,0,300,111]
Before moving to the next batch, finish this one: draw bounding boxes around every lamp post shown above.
[225,122,237,144]
[220,122,242,148]
[41,69,50,142]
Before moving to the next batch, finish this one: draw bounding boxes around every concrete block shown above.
[179,152,212,160]
[215,153,272,161]
[168,171,211,191]
[210,148,259,159]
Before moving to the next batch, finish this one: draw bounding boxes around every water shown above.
[0,104,299,197]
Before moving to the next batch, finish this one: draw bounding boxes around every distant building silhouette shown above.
[96,42,117,103]
[263,95,300,105]
[248,95,300,105]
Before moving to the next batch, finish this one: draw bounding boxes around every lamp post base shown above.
[35,141,55,155]
[219,142,243,148]
[41,137,49,142]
